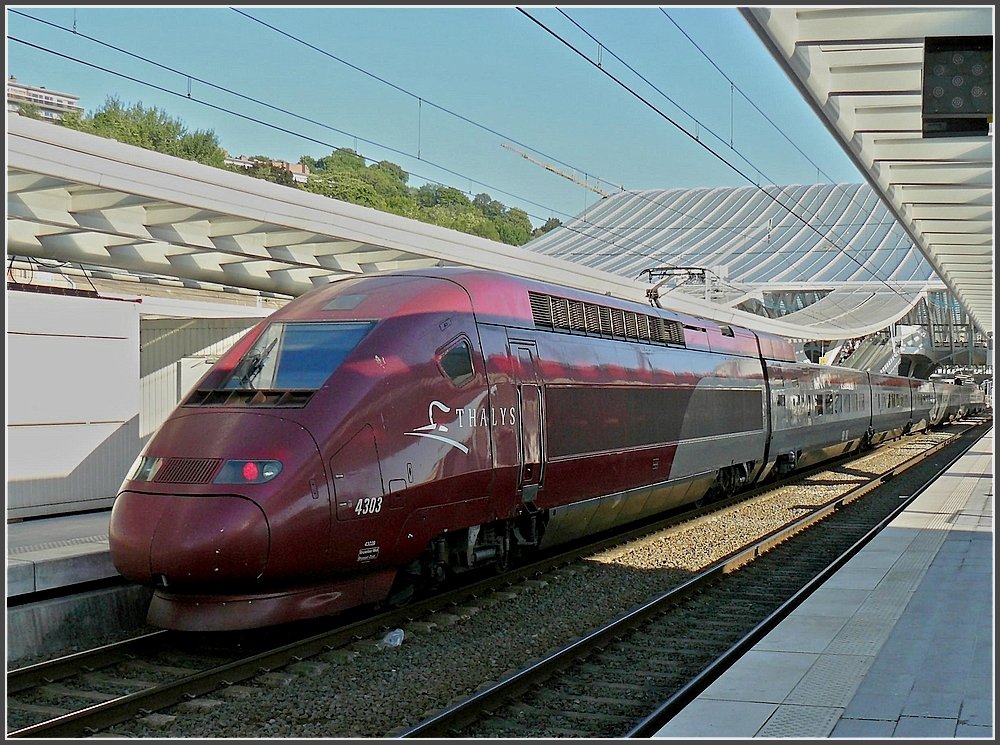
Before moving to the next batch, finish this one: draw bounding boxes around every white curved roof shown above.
[522,183,938,334]
[741,6,993,337]
[8,114,927,341]
[523,183,936,284]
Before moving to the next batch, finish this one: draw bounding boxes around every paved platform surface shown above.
[6,508,154,665]
[654,426,994,739]
[7,510,117,598]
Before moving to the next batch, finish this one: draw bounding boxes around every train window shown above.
[814,394,824,415]
[439,338,475,386]
[776,394,786,407]
[222,321,374,391]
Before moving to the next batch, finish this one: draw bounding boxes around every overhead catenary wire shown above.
[237,5,923,296]
[8,35,706,284]
[516,7,918,306]
[535,9,931,287]
[654,8,899,250]
[225,8,783,243]
[545,8,920,295]
[7,12,726,278]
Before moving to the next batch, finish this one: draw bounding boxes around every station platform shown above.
[6,508,151,665]
[7,510,118,597]
[654,426,994,739]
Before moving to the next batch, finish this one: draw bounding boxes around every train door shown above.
[511,342,543,504]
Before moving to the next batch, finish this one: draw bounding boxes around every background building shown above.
[6,74,84,121]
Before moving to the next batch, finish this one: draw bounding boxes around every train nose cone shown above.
[110,410,327,588]
[111,492,269,585]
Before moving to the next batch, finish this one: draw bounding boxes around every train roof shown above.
[286,267,798,362]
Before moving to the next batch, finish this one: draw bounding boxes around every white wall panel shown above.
[6,290,140,517]
[7,335,137,425]
[6,419,138,516]
[6,291,138,337]
[6,292,267,518]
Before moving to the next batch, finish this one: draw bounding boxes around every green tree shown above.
[372,160,408,185]
[16,102,42,119]
[60,96,226,167]
[362,163,410,200]
[416,184,471,210]
[88,97,185,153]
[472,193,505,220]
[422,204,500,241]
[304,172,384,209]
[177,131,226,168]
[495,207,533,246]
[48,95,553,247]
[532,217,563,239]
[310,148,367,173]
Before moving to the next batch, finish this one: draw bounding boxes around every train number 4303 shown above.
[355,497,383,516]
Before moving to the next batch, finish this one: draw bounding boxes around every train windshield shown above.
[223,321,374,391]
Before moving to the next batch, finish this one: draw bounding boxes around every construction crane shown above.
[501,143,615,198]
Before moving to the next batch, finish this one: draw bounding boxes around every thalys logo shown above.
[404,400,517,454]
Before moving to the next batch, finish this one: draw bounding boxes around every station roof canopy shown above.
[523,182,947,333]
[740,6,993,337]
[6,114,927,341]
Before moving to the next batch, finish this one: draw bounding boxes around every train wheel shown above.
[384,568,418,608]
[715,464,746,498]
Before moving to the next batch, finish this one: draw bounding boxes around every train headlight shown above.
[213,460,283,484]
[128,455,164,482]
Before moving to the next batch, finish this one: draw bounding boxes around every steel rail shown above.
[6,631,170,695]
[395,421,987,738]
[626,418,990,737]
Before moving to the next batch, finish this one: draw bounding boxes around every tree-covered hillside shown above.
[46,96,561,245]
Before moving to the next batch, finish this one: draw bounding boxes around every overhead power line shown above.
[6,23,700,278]
[516,7,916,306]
[10,8,919,305]
[7,8,760,274]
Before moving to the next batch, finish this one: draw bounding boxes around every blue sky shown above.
[6,5,864,228]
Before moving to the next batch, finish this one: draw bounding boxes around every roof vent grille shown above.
[527,290,686,348]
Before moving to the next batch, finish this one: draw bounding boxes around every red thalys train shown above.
[109,268,986,631]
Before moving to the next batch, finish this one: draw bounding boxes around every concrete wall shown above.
[7,291,141,518]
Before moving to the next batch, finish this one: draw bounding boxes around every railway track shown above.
[398,420,990,738]
[6,420,987,738]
